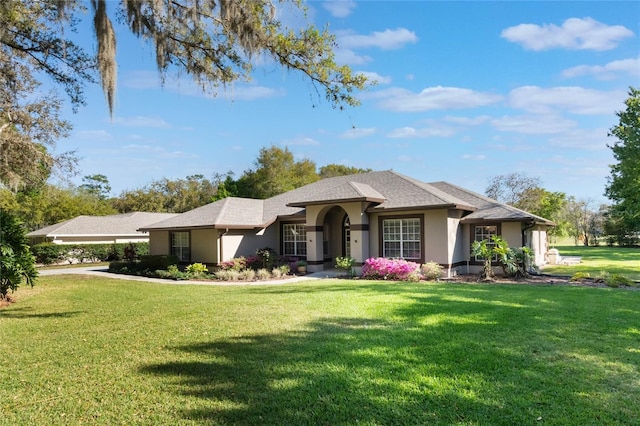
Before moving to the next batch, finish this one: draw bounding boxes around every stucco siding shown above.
[149,231,169,255]
[423,209,449,264]
[219,226,278,262]
[501,222,523,248]
[191,229,218,264]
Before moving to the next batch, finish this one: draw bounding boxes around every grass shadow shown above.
[139,287,639,424]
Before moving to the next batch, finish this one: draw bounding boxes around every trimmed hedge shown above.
[31,242,150,265]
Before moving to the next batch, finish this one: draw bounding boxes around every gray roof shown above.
[139,197,265,230]
[429,181,554,224]
[141,170,553,230]
[27,212,179,237]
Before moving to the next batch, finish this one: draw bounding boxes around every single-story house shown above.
[140,170,554,276]
[27,212,178,245]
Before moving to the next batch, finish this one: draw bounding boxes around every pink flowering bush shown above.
[362,257,421,281]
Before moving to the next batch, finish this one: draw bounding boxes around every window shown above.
[382,217,421,259]
[473,225,497,261]
[171,231,190,262]
[282,223,307,257]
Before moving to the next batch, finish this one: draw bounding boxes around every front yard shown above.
[1,275,639,425]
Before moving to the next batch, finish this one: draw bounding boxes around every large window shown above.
[171,231,190,262]
[473,225,497,261]
[282,223,307,257]
[382,217,421,259]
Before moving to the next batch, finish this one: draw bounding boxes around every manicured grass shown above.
[542,245,640,280]
[2,275,639,425]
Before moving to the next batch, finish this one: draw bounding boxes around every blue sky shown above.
[55,1,639,203]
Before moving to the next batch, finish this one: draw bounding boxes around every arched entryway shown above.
[302,203,370,273]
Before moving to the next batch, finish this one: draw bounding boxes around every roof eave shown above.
[367,203,476,213]
[287,196,385,208]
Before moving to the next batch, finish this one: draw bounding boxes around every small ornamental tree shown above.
[0,210,37,299]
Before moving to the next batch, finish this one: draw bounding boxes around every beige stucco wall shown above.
[149,231,169,255]
[368,208,452,265]
[219,226,278,262]
[502,222,523,248]
[191,229,218,264]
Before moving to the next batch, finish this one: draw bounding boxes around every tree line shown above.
[0,145,371,231]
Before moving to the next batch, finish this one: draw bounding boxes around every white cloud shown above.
[112,116,171,128]
[74,130,113,141]
[491,114,577,134]
[387,126,455,138]
[357,71,392,85]
[548,128,609,151]
[397,155,413,162]
[323,0,357,18]
[340,127,376,139]
[371,86,502,112]
[338,28,418,50]
[443,115,492,126]
[283,137,320,146]
[334,48,372,65]
[501,17,634,51]
[508,86,626,115]
[220,85,284,101]
[562,57,640,80]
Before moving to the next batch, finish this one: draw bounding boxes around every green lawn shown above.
[542,245,640,280]
[1,275,639,425]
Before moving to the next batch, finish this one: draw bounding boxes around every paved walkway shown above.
[38,265,345,286]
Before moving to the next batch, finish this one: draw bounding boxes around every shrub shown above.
[335,256,355,276]
[256,247,277,269]
[186,262,208,275]
[219,257,246,271]
[421,261,444,281]
[139,255,178,271]
[361,258,420,281]
[109,260,132,273]
[605,274,635,288]
[256,268,271,280]
[271,268,283,278]
[31,242,66,265]
[278,264,290,276]
[240,269,256,281]
[570,272,591,282]
[165,264,189,280]
[215,270,240,281]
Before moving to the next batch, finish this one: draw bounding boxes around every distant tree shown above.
[0,209,37,300]
[0,185,117,231]
[319,164,372,179]
[485,173,542,206]
[605,87,640,236]
[561,197,605,246]
[113,174,224,213]
[233,146,319,199]
[79,174,112,200]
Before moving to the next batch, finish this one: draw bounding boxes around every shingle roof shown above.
[27,212,179,237]
[138,197,265,230]
[429,181,554,224]
[141,170,553,230]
